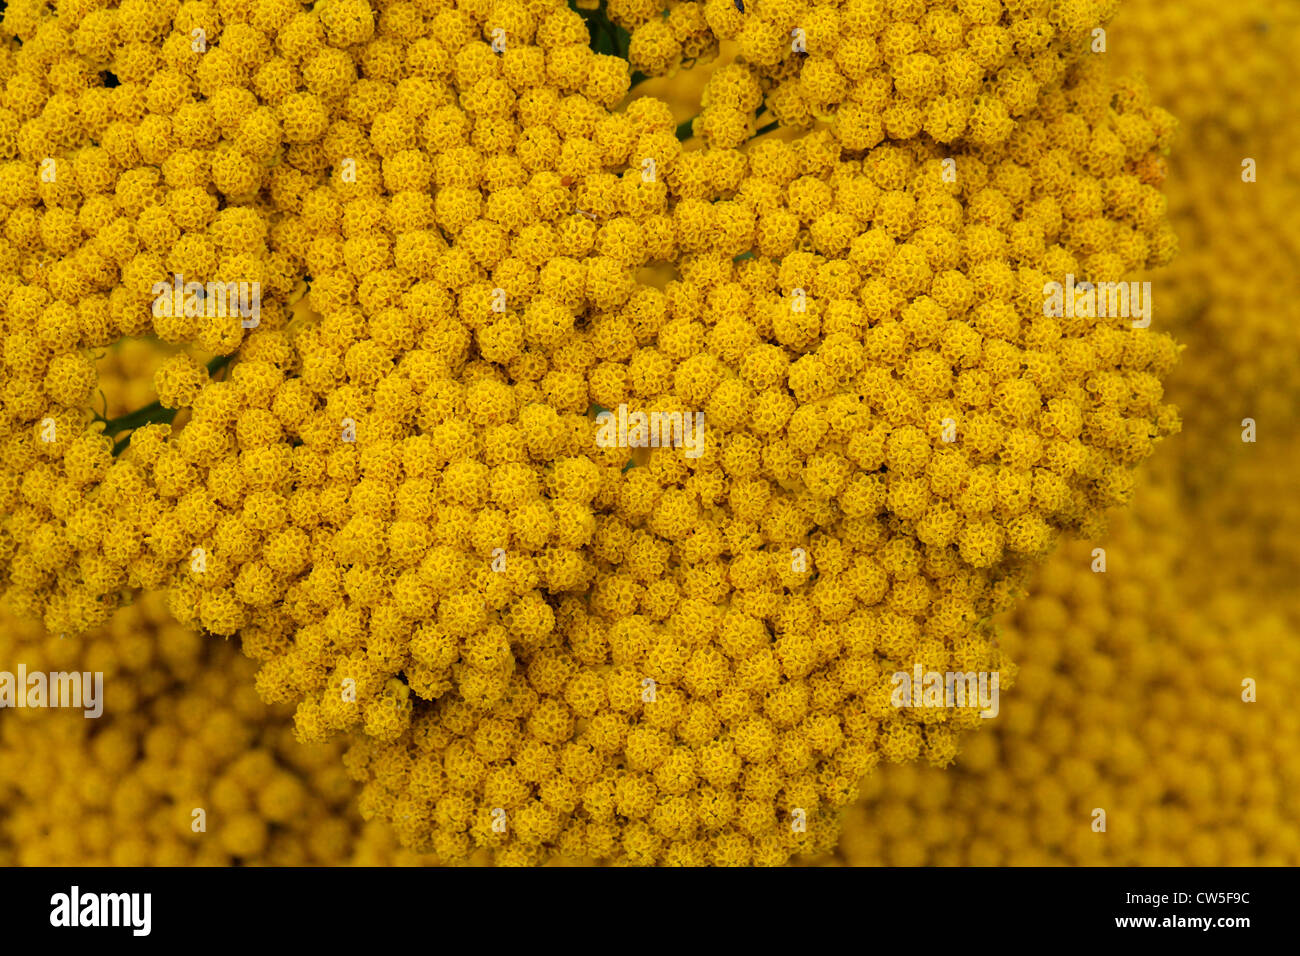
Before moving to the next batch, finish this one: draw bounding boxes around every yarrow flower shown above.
[0,0,1185,866]
[811,0,1300,870]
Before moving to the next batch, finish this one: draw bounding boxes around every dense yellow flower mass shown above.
[326,36,1179,864]
[628,0,1122,150]
[813,0,1300,869]
[0,0,1196,867]
[0,339,425,866]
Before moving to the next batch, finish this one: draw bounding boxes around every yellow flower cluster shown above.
[0,0,302,634]
[629,0,1121,149]
[0,340,425,865]
[812,0,1300,869]
[0,0,1182,867]
[342,56,1181,864]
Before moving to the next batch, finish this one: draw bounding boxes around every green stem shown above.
[208,353,235,379]
[609,22,631,59]
[569,0,613,55]
[600,19,619,56]
[105,353,235,456]
[675,115,697,141]
[102,400,170,437]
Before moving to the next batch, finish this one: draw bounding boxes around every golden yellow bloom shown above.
[0,0,1198,868]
